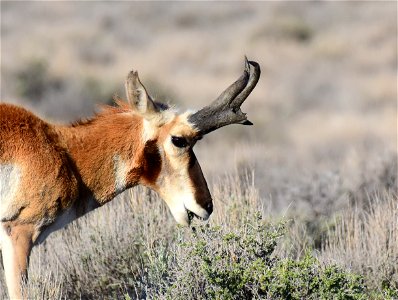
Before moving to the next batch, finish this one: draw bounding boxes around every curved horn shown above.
[188,57,261,135]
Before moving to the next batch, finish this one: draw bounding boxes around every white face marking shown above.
[140,108,178,143]
[0,164,22,221]
[180,110,197,126]
[142,119,157,143]
[113,155,129,194]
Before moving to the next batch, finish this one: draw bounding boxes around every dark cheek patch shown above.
[188,149,197,169]
[188,151,212,208]
[142,140,162,184]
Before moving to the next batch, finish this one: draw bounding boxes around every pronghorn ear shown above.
[125,70,158,114]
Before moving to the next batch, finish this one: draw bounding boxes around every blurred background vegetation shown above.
[0,1,397,299]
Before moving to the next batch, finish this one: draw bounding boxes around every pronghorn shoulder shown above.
[0,103,52,137]
[0,103,43,122]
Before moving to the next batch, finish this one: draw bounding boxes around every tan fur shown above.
[0,104,80,225]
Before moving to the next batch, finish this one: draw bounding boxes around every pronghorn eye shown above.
[171,136,188,148]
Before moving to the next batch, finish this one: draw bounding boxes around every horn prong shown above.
[188,58,261,135]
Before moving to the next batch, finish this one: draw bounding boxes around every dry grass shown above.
[321,192,398,293]
[1,171,396,298]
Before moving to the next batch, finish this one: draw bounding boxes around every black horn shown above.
[188,57,261,135]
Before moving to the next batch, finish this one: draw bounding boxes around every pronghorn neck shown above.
[57,107,156,205]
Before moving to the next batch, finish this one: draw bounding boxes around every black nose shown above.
[206,202,213,214]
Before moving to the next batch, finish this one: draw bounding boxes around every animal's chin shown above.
[170,206,210,226]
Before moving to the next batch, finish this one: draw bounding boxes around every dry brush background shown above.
[0,2,397,299]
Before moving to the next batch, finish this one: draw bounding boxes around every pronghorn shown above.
[0,58,260,299]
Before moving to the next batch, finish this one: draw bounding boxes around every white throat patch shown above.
[0,164,22,221]
[113,155,129,194]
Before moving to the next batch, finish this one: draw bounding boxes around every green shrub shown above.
[152,213,367,300]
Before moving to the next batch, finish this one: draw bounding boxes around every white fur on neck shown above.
[113,155,129,194]
[0,164,22,221]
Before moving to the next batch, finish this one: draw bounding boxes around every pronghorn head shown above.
[125,58,260,226]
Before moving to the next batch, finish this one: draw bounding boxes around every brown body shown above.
[0,59,260,299]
